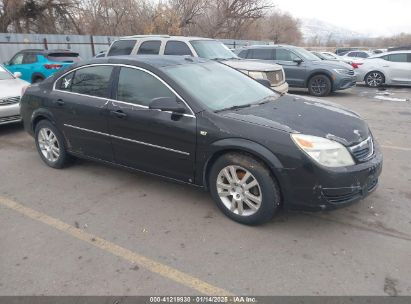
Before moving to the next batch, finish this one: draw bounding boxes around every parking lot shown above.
[1,84,411,296]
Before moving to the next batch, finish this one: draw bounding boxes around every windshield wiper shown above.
[214,103,253,113]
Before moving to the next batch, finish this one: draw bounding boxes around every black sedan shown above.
[20,56,383,225]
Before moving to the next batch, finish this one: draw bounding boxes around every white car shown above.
[342,50,372,60]
[356,51,411,87]
[0,65,29,125]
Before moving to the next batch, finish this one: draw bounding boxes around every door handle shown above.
[54,99,65,106]
[110,110,127,118]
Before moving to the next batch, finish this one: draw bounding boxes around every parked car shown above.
[236,45,357,96]
[0,65,29,125]
[342,50,372,59]
[20,56,382,225]
[355,51,411,87]
[4,49,81,83]
[105,35,288,94]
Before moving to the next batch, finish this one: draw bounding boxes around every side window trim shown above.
[53,64,195,116]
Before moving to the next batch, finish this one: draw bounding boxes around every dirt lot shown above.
[1,84,411,296]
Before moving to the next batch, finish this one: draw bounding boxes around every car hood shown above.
[0,78,29,98]
[220,94,370,146]
[310,59,354,70]
[222,59,282,72]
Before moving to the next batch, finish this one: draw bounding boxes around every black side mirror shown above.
[149,97,186,114]
[255,79,271,88]
[293,58,303,64]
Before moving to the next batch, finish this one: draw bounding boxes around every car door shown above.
[273,48,306,87]
[108,66,196,182]
[52,65,114,161]
[385,53,411,83]
[5,53,32,82]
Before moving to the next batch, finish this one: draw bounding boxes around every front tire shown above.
[365,71,385,87]
[209,153,281,225]
[308,74,332,97]
[35,120,69,169]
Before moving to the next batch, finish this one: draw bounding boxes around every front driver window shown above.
[116,67,176,107]
[11,54,24,65]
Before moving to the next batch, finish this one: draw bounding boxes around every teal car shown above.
[4,49,80,83]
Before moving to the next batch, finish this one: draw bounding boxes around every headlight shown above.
[248,71,267,80]
[291,134,355,167]
[333,68,352,75]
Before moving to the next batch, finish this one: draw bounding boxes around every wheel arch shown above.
[201,138,285,200]
[31,72,45,83]
[31,108,56,133]
[306,70,333,88]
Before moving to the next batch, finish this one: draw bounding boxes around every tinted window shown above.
[117,67,175,106]
[71,66,113,98]
[164,41,192,56]
[237,50,248,58]
[357,52,369,58]
[47,52,80,62]
[23,53,38,64]
[388,53,408,62]
[190,40,235,59]
[107,40,136,56]
[248,49,274,60]
[275,49,300,61]
[10,54,24,65]
[56,72,75,91]
[138,41,161,55]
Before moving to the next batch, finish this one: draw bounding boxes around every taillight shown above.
[351,62,363,69]
[44,64,63,70]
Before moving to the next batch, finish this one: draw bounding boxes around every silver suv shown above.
[106,35,288,94]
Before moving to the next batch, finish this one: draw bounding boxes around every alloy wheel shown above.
[310,78,327,95]
[366,72,383,87]
[216,165,262,216]
[37,128,60,162]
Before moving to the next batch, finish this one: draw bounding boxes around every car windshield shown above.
[163,61,278,112]
[0,65,13,80]
[293,47,321,61]
[190,40,238,60]
[321,53,337,59]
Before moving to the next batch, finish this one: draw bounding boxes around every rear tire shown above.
[34,120,69,169]
[365,71,385,87]
[308,74,332,97]
[209,153,281,225]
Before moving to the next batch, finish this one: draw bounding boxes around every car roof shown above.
[118,35,214,42]
[75,55,210,69]
[238,44,295,49]
[370,50,411,58]
[17,49,79,55]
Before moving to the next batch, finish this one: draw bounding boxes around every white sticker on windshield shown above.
[63,78,71,88]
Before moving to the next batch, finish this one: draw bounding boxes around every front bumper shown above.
[0,103,21,125]
[334,75,357,91]
[280,147,383,211]
[272,81,289,94]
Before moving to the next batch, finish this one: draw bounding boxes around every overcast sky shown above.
[271,0,411,36]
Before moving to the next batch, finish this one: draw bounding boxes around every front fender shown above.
[305,69,334,86]
[198,137,285,189]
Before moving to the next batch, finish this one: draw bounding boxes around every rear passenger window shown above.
[248,49,274,60]
[70,66,113,98]
[107,40,136,56]
[388,53,408,62]
[23,54,38,64]
[116,67,175,106]
[138,41,161,55]
[164,41,192,56]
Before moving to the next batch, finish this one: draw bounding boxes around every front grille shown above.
[324,191,361,204]
[349,137,374,162]
[0,115,21,124]
[266,70,284,85]
[0,96,20,105]
[348,70,355,76]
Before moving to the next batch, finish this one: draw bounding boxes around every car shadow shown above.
[0,122,24,136]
